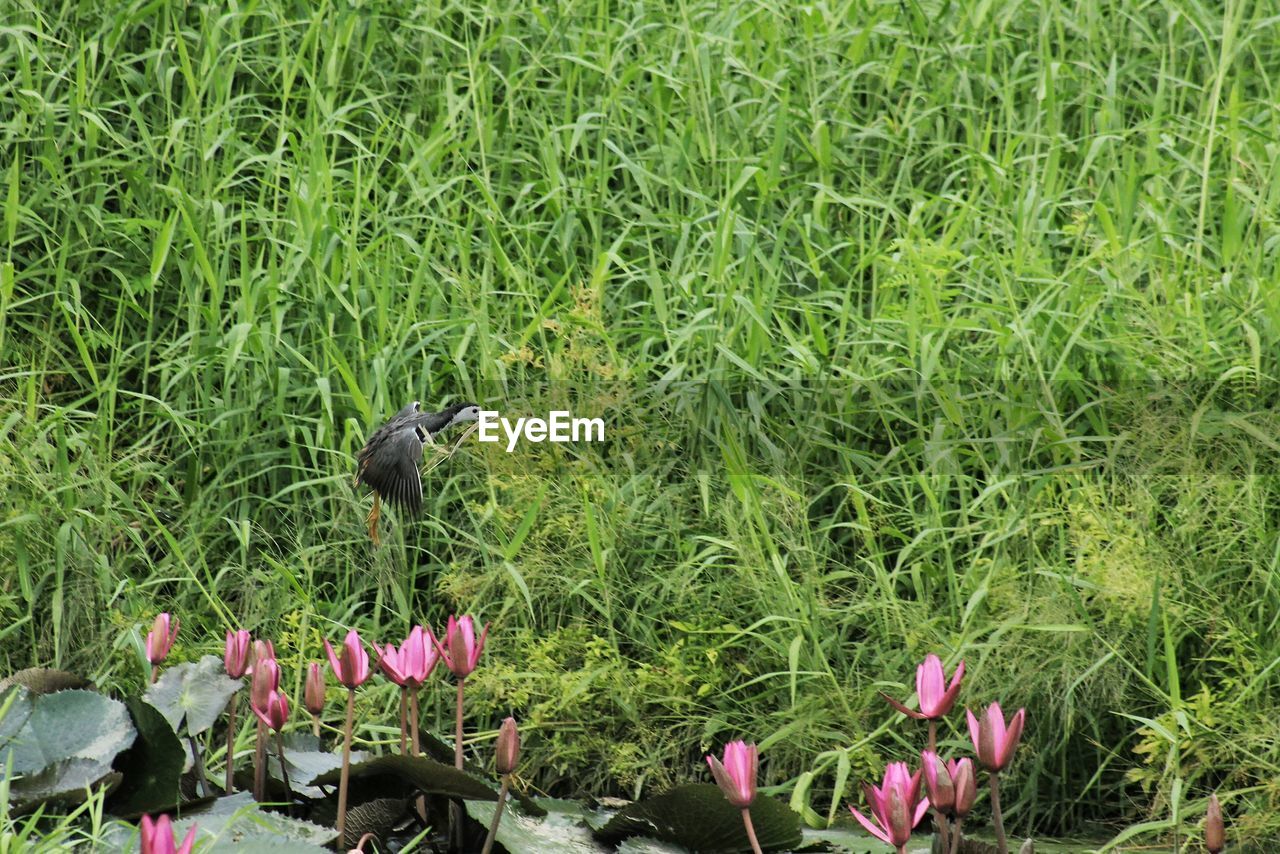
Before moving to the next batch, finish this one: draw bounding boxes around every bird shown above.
[354,401,481,544]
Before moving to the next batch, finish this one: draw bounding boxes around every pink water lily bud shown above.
[253,639,276,664]
[253,688,290,732]
[251,657,281,714]
[1205,794,1224,853]
[304,662,326,716]
[430,615,489,679]
[921,751,954,815]
[849,761,930,849]
[139,813,197,854]
[145,614,179,665]
[706,740,757,808]
[224,629,251,679]
[496,716,520,775]
[325,629,371,688]
[966,703,1027,772]
[882,654,964,721]
[950,758,977,818]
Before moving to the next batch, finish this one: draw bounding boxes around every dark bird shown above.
[354,401,480,544]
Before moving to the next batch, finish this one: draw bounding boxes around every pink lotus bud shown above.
[224,629,251,679]
[252,688,290,733]
[430,615,489,679]
[378,626,435,687]
[139,813,197,854]
[304,662,326,716]
[1205,794,1224,853]
[251,657,280,714]
[949,758,977,818]
[921,751,954,815]
[706,740,757,808]
[849,761,930,848]
[324,629,371,688]
[495,716,520,775]
[145,614,179,665]
[253,639,276,665]
[966,703,1026,773]
[882,654,964,721]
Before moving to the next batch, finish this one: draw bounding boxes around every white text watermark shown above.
[477,410,605,452]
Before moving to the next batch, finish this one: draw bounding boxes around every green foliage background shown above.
[3,0,1280,844]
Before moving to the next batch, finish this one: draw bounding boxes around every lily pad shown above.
[0,686,34,747]
[596,785,803,853]
[0,668,91,695]
[170,795,336,850]
[309,754,498,802]
[145,656,242,736]
[465,798,604,853]
[0,689,136,775]
[108,698,187,816]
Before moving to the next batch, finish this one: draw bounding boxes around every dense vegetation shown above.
[3,0,1279,846]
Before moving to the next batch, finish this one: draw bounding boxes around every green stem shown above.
[253,718,266,801]
[990,772,1008,854]
[224,695,237,794]
[950,817,964,854]
[337,688,355,846]
[276,729,293,804]
[480,775,510,854]
[187,734,209,798]
[455,679,465,768]
[742,808,763,854]
[399,687,408,754]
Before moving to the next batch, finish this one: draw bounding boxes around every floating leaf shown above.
[0,686,33,748]
[266,747,369,799]
[9,757,122,809]
[465,798,605,853]
[172,794,335,850]
[0,668,91,695]
[0,689,136,775]
[144,656,242,736]
[309,754,497,802]
[341,797,406,848]
[596,785,802,853]
[108,698,186,816]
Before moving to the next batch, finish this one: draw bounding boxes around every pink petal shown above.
[175,824,198,854]
[912,797,931,827]
[849,806,891,844]
[918,655,944,710]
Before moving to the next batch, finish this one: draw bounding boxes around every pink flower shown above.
[706,740,757,809]
[882,654,964,721]
[430,615,489,679]
[304,662,326,716]
[849,762,930,849]
[253,688,290,732]
[378,626,437,687]
[921,751,954,815]
[251,656,280,715]
[495,716,520,775]
[139,814,196,854]
[224,629,251,679]
[325,629,371,688]
[966,703,1026,772]
[145,614,179,665]
[950,758,977,818]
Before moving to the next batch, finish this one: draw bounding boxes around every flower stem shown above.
[224,695,237,793]
[949,817,964,854]
[399,687,409,755]
[253,718,266,801]
[410,689,425,820]
[337,688,355,846]
[450,679,466,851]
[150,664,158,684]
[741,808,763,854]
[311,712,320,739]
[187,734,210,798]
[990,772,1008,854]
[480,774,510,854]
[276,729,293,804]
[928,719,937,754]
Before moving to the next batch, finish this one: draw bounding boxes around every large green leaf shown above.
[173,792,336,849]
[465,798,605,853]
[0,686,33,749]
[309,754,498,802]
[9,758,122,808]
[596,785,802,853]
[108,698,186,816]
[144,656,242,736]
[0,689,135,775]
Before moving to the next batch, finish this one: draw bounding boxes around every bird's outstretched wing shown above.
[357,424,427,514]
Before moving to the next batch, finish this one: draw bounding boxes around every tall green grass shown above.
[3,0,1280,845]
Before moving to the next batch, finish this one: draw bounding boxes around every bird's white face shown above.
[452,405,481,425]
